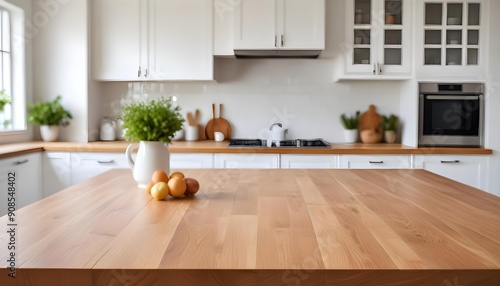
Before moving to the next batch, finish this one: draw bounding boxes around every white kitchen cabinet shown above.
[340,0,412,80]
[170,153,214,169]
[0,153,42,216]
[42,152,71,198]
[416,0,487,79]
[414,155,488,191]
[93,0,213,81]
[70,152,129,185]
[214,154,279,169]
[280,154,338,169]
[234,0,325,50]
[339,155,412,169]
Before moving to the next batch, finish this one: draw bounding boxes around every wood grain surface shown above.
[0,141,493,158]
[1,168,499,285]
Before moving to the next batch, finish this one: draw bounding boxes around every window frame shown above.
[0,0,26,134]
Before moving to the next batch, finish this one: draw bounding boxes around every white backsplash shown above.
[99,58,403,143]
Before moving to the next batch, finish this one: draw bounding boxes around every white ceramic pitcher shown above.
[126,141,170,188]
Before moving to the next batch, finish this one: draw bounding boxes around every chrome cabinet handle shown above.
[369,161,384,164]
[379,62,382,74]
[137,66,141,77]
[373,64,376,75]
[144,69,148,78]
[14,159,29,165]
[440,160,460,164]
[275,35,277,47]
[281,34,284,46]
[97,160,115,164]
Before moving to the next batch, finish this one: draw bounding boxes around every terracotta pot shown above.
[360,129,382,143]
[385,130,397,143]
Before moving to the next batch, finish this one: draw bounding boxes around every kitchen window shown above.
[0,1,25,133]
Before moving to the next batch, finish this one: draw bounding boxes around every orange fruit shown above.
[145,181,155,194]
[151,182,169,200]
[168,177,187,198]
[152,170,169,184]
[170,171,185,179]
[184,178,200,196]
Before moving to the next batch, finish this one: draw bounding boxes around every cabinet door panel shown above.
[339,155,411,169]
[148,0,213,80]
[93,0,142,80]
[280,155,337,169]
[170,154,213,169]
[71,153,129,185]
[414,155,487,190]
[42,152,71,198]
[214,154,279,169]
[0,153,42,216]
[234,0,277,49]
[281,0,325,49]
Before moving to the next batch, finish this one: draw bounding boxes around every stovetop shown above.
[228,138,331,148]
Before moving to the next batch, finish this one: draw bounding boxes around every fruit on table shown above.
[151,182,169,200]
[145,181,155,194]
[152,170,170,184]
[184,178,200,196]
[170,171,185,179]
[168,177,187,198]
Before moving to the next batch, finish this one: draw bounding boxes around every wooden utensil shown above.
[217,104,232,139]
[195,109,206,140]
[204,104,217,140]
[187,112,195,126]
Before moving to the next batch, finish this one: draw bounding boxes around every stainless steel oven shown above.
[418,82,484,147]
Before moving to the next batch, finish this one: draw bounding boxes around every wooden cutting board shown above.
[205,104,232,140]
[359,104,382,132]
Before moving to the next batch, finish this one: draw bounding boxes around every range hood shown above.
[234,49,322,59]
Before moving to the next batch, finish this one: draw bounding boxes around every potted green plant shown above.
[27,95,73,142]
[0,90,11,112]
[122,97,184,188]
[340,111,360,143]
[381,114,399,143]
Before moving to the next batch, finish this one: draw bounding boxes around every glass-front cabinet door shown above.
[423,1,482,66]
[345,0,411,77]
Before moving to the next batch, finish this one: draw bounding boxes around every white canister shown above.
[185,125,198,141]
[214,131,225,142]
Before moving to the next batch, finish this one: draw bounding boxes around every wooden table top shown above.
[1,168,499,285]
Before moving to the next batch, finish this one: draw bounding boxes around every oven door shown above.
[419,94,483,147]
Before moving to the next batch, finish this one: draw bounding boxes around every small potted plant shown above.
[27,95,72,142]
[381,114,399,143]
[0,90,11,112]
[340,111,360,143]
[122,97,184,188]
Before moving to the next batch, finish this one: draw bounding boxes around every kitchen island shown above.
[1,168,499,285]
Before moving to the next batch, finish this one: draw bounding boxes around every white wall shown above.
[32,0,88,142]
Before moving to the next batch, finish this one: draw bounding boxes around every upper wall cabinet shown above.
[339,0,412,80]
[415,0,487,80]
[92,0,213,81]
[233,0,325,50]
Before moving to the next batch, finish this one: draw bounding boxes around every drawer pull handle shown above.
[97,160,115,164]
[14,159,29,165]
[369,161,384,164]
[440,160,460,164]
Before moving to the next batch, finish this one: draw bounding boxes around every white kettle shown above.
[268,122,288,147]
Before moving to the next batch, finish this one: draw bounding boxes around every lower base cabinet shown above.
[339,155,412,169]
[414,155,488,191]
[214,154,279,169]
[0,153,42,216]
[170,153,214,169]
[42,152,71,198]
[280,154,338,169]
[70,152,129,185]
